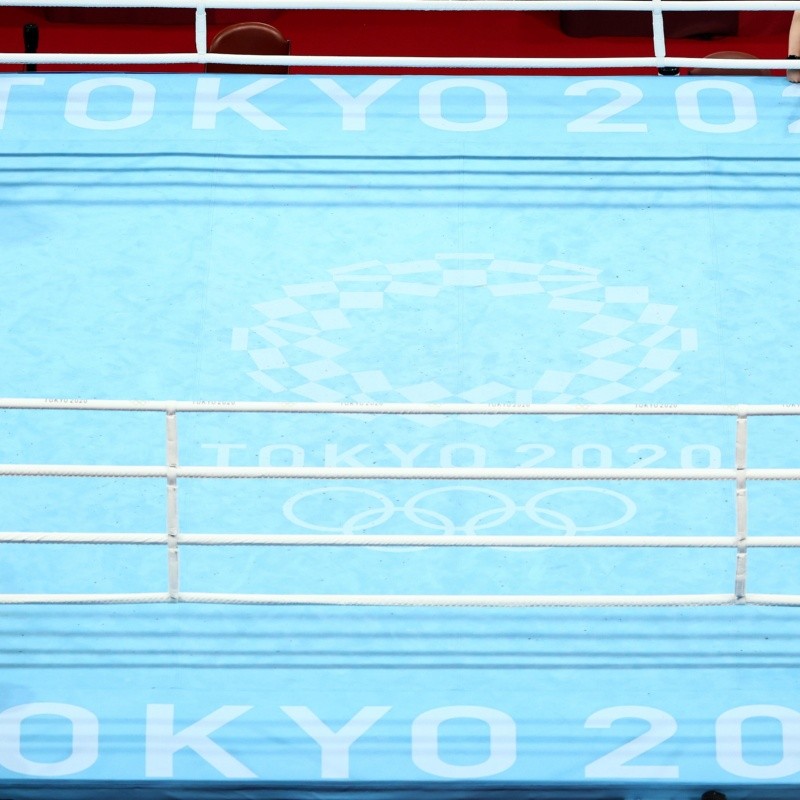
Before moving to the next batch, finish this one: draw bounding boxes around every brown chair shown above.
[688,51,771,76]
[207,22,290,74]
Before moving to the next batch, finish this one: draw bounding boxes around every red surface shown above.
[0,6,792,74]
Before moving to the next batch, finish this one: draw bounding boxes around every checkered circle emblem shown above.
[232,254,697,425]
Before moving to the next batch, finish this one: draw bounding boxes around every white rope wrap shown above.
[177,592,739,606]
[0,592,737,607]
[3,1,800,9]
[0,593,173,604]
[3,464,800,480]
[0,464,742,479]
[0,532,742,546]
[6,532,800,547]
[3,399,800,606]
[0,0,795,69]
[2,54,797,69]
[749,594,800,606]
[6,399,800,415]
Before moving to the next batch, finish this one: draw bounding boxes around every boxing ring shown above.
[3,4,800,797]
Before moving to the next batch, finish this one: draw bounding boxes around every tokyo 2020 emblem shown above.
[230,253,698,539]
[232,253,698,426]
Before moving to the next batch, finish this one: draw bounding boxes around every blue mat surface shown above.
[2,73,800,797]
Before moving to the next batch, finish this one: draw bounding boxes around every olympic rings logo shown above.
[283,485,636,537]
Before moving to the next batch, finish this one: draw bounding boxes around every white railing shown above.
[0,0,798,71]
[2,398,800,607]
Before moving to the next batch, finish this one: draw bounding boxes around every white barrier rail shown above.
[1,399,800,607]
[0,0,797,71]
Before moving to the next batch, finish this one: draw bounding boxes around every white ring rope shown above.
[2,1,799,9]
[1,54,796,70]
[0,592,737,607]
[173,592,740,607]
[0,532,743,546]
[749,594,800,607]
[0,464,742,479]
[0,0,796,69]
[5,399,800,415]
[3,591,799,606]
[6,532,800,547]
[2,464,800,480]
[0,593,173,604]
[0,0,794,604]
[3,400,800,606]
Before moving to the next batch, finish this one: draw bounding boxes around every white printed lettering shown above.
[281,706,391,779]
[201,443,247,467]
[310,78,400,131]
[324,444,368,467]
[259,444,305,467]
[0,703,98,777]
[385,443,431,467]
[440,443,487,468]
[0,77,45,129]
[145,704,255,778]
[411,706,516,778]
[65,78,156,130]
[716,705,800,779]
[192,78,286,130]
[419,79,508,132]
